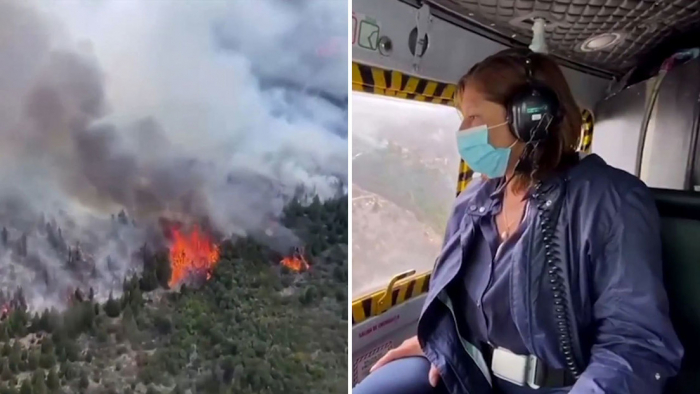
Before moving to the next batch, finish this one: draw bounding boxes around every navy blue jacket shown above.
[418,154,683,394]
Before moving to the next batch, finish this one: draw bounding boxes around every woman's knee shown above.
[352,357,436,394]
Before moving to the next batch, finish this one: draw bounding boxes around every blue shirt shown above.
[448,184,532,356]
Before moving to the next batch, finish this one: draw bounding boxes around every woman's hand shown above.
[369,336,442,387]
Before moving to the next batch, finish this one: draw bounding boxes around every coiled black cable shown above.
[532,180,581,379]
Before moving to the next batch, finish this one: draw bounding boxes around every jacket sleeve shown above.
[570,186,683,393]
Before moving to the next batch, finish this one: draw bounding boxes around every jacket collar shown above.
[464,178,500,217]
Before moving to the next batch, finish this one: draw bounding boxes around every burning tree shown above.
[280,247,310,272]
[168,225,220,287]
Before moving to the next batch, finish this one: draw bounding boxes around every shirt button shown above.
[655,373,661,380]
[478,206,485,213]
[545,200,552,207]
[469,205,476,211]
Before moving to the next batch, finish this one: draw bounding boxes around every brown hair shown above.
[456,49,582,190]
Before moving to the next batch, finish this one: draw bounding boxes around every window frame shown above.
[351,62,472,325]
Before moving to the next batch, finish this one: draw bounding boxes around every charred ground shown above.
[0,195,348,394]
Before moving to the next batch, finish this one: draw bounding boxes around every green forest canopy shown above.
[0,194,348,394]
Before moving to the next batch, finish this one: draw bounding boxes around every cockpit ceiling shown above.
[426,0,700,76]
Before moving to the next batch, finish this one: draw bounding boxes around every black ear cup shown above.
[506,53,560,144]
[508,82,560,143]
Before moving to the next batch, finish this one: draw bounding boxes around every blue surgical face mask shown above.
[456,122,516,179]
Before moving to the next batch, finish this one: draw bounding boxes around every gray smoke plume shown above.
[0,0,348,310]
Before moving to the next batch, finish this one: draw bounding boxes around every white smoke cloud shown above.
[0,0,348,309]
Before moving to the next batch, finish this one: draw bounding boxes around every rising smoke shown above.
[0,0,348,310]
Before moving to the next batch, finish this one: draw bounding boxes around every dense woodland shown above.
[0,194,348,394]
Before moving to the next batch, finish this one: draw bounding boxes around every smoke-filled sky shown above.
[0,0,348,309]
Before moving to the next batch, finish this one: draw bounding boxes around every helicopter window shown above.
[352,91,462,299]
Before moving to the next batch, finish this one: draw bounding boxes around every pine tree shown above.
[139,270,158,292]
[129,286,143,312]
[30,370,45,394]
[78,371,89,389]
[60,362,76,381]
[73,289,83,304]
[221,356,235,383]
[27,314,38,334]
[40,338,53,355]
[63,340,79,363]
[45,369,58,390]
[37,309,57,334]
[1,360,12,381]
[104,294,121,318]
[38,353,54,370]
[18,380,30,394]
[27,351,38,371]
[154,252,171,289]
[8,345,20,373]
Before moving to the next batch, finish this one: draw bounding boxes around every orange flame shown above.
[280,249,310,272]
[169,225,220,287]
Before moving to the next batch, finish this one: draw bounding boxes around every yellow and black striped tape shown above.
[351,272,431,325]
[580,109,594,153]
[457,160,474,196]
[352,62,457,105]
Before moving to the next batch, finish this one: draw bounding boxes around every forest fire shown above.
[0,289,26,320]
[280,247,310,272]
[168,225,220,287]
[0,303,10,320]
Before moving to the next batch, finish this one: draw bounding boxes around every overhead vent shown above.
[578,32,626,53]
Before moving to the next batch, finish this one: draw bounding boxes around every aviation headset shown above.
[505,50,561,145]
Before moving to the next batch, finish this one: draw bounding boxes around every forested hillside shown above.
[0,195,348,394]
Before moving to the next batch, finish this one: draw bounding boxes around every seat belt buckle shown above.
[490,347,541,389]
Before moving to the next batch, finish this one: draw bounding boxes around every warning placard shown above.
[353,13,380,52]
